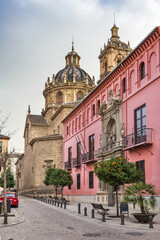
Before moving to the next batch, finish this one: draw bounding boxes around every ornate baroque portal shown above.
[97,89,125,206]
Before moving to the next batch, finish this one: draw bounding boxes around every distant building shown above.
[63,26,160,205]
[19,46,95,196]
[0,134,10,174]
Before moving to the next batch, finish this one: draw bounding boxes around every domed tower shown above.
[43,44,95,111]
[98,24,132,83]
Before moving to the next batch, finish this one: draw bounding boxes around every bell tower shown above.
[98,24,132,84]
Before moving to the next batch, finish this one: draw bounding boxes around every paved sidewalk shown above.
[39,199,160,232]
[0,208,24,228]
[65,202,160,231]
[0,197,160,232]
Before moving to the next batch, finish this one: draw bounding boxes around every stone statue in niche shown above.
[120,122,125,137]
[99,134,102,147]
[112,128,117,143]
[108,131,113,148]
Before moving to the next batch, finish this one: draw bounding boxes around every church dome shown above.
[55,45,93,86]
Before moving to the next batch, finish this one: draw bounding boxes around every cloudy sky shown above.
[0,0,159,153]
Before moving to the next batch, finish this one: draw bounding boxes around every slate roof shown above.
[28,115,48,126]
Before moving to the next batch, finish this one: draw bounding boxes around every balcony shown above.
[64,161,72,170]
[73,156,81,167]
[81,150,98,164]
[124,128,153,150]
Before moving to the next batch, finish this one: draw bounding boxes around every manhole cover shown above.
[83,233,101,237]
[126,232,144,236]
[67,227,74,230]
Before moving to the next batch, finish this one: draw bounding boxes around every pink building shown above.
[62,27,160,204]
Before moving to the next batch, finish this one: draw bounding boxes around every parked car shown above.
[0,192,18,207]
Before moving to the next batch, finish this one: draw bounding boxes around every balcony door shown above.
[89,134,94,160]
[135,104,146,144]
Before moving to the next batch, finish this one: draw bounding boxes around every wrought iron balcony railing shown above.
[124,128,153,149]
[73,156,82,167]
[81,150,98,164]
[64,161,72,170]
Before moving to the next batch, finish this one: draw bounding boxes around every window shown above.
[89,134,94,160]
[77,91,84,101]
[122,78,126,93]
[0,142,2,153]
[89,171,94,188]
[92,104,95,117]
[136,160,145,183]
[140,62,145,80]
[56,91,63,104]
[117,59,121,65]
[97,100,100,112]
[83,112,85,127]
[77,174,80,189]
[105,62,107,71]
[67,126,69,135]
[135,104,146,144]
[68,184,71,190]
[73,56,76,64]
[77,142,81,165]
[68,147,72,167]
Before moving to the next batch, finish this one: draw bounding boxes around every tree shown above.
[44,168,73,197]
[124,182,156,214]
[94,156,143,217]
[0,167,15,188]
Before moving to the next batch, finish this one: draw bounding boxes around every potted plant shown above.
[124,182,157,223]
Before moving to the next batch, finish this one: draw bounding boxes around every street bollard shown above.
[60,201,63,208]
[84,207,87,216]
[55,200,56,206]
[3,213,8,224]
[120,214,125,225]
[149,215,153,228]
[102,212,105,222]
[57,201,59,207]
[91,208,95,218]
[78,203,81,214]
[52,200,54,205]
[64,200,66,209]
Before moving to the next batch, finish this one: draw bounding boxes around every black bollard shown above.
[55,200,56,206]
[3,213,8,224]
[57,201,59,207]
[64,200,66,209]
[120,214,125,225]
[149,215,153,228]
[78,203,81,214]
[91,208,95,218]
[84,207,87,216]
[60,201,63,208]
[102,212,105,222]
[52,200,54,205]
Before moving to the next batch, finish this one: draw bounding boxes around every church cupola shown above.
[110,24,119,41]
[65,42,80,67]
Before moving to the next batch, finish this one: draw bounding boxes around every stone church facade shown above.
[17,46,95,196]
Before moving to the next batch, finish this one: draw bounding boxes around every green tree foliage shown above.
[0,167,15,188]
[94,156,143,216]
[124,182,156,214]
[44,168,73,197]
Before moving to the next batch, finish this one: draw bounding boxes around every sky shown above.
[0,0,159,153]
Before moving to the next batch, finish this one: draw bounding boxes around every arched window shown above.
[122,78,126,93]
[77,91,84,101]
[105,62,107,71]
[117,59,121,65]
[92,104,95,117]
[97,100,100,111]
[140,62,145,80]
[56,91,63,104]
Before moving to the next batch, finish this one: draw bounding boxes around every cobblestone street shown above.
[0,196,160,240]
